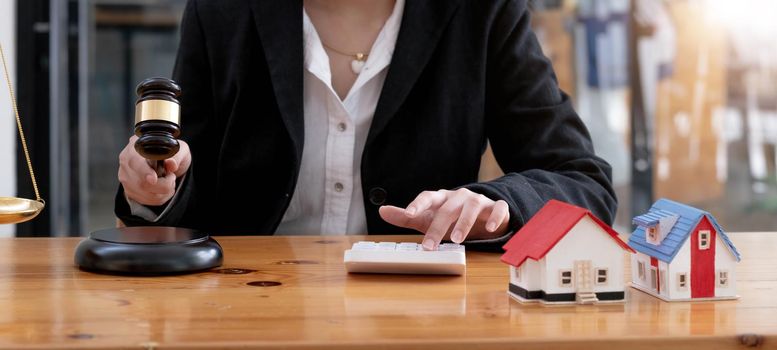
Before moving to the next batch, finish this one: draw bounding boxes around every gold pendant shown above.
[350,53,367,74]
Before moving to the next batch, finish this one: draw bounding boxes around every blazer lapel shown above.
[366,0,461,146]
[249,0,305,160]
[248,0,461,152]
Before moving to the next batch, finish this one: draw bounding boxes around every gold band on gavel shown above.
[134,100,180,125]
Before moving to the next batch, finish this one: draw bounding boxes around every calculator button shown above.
[377,242,397,251]
[397,243,420,251]
[438,243,464,252]
[352,241,377,251]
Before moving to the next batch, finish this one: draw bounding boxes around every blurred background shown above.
[1,0,776,237]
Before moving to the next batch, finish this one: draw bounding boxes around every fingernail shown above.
[422,238,436,250]
[486,222,497,232]
[451,230,464,243]
[406,207,417,217]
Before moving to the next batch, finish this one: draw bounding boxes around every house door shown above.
[574,260,593,293]
[691,217,717,298]
[650,257,660,293]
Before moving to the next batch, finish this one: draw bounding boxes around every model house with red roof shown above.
[629,199,740,301]
[501,200,635,305]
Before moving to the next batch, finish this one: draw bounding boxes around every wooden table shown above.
[0,233,775,349]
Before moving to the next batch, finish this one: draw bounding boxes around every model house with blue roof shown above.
[629,199,741,301]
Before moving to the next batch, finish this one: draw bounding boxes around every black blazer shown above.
[116,0,617,246]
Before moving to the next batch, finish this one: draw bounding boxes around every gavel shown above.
[133,77,182,177]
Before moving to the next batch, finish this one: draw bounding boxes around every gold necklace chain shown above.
[0,43,42,202]
[320,42,368,61]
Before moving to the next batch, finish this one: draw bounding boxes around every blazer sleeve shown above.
[464,0,618,247]
[115,0,218,229]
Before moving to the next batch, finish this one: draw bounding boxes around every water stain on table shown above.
[274,260,319,265]
[212,268,256,274]
[247,281,282,287]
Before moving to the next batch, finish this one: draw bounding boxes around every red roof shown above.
[501,200,634,267]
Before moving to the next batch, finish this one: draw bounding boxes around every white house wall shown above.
[509,266,518,286]
[543,216,626,295]
[666,239,691,300]
[510,259,542,292]
[540,257,547,292]
[713,234,737,298]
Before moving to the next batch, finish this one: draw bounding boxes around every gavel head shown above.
[134,77,182,161]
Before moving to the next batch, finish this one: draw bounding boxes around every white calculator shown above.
[343,241,466,275]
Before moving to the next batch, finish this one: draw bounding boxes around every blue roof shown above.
[633,209,677,226]
[628,198,741,263]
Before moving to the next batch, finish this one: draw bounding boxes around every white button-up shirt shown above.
[274,0,405,235]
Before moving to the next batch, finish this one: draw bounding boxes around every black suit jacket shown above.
[116,0,617,247]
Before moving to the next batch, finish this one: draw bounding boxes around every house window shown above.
[678,273,688,291]
[638,261,646,281]
[559,269,573,287]
[647,226,658,243]
[650,267,658,291]
[513,266,520,282]
[718,270,729,287]
[699,230,711,250]
[596,268,608,285]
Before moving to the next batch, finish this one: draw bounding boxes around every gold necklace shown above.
[321,42,368,74]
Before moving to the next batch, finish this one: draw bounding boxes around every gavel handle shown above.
[148,159,166,177]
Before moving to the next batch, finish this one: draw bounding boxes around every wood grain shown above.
[0,233,775,349]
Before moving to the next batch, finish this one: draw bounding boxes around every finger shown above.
[422,196,466,250]
[141,173,177,195]
[449,196,486,243]
[147,173,176,194]
[126,151,158,185]
[164,158,178,175]
[405,190,447,218]
[118,137,139,176]
[168,140,192,177]
[379,205,411,228]
[119,145,154,192]
[380,206,436,233]
[486,200,510,232]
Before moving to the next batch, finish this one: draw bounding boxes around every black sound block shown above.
[74,226,223,275]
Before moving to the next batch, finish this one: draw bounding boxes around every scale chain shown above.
[0,42,43,203]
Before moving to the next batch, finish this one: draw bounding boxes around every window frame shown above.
[699,230,711,250]
[559,269,573,287]
[647,226,658,243]
[678,273,688,291]
[595,268,608,285]
[717,270,729,288]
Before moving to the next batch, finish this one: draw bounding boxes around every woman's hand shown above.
[118,135,191,206]
[379,188,510,250]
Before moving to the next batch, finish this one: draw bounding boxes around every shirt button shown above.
[334,182,344,192]
[337,122,347,132]
[368,187,387,205]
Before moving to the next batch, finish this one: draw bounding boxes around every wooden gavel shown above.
[133,77,182,177]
